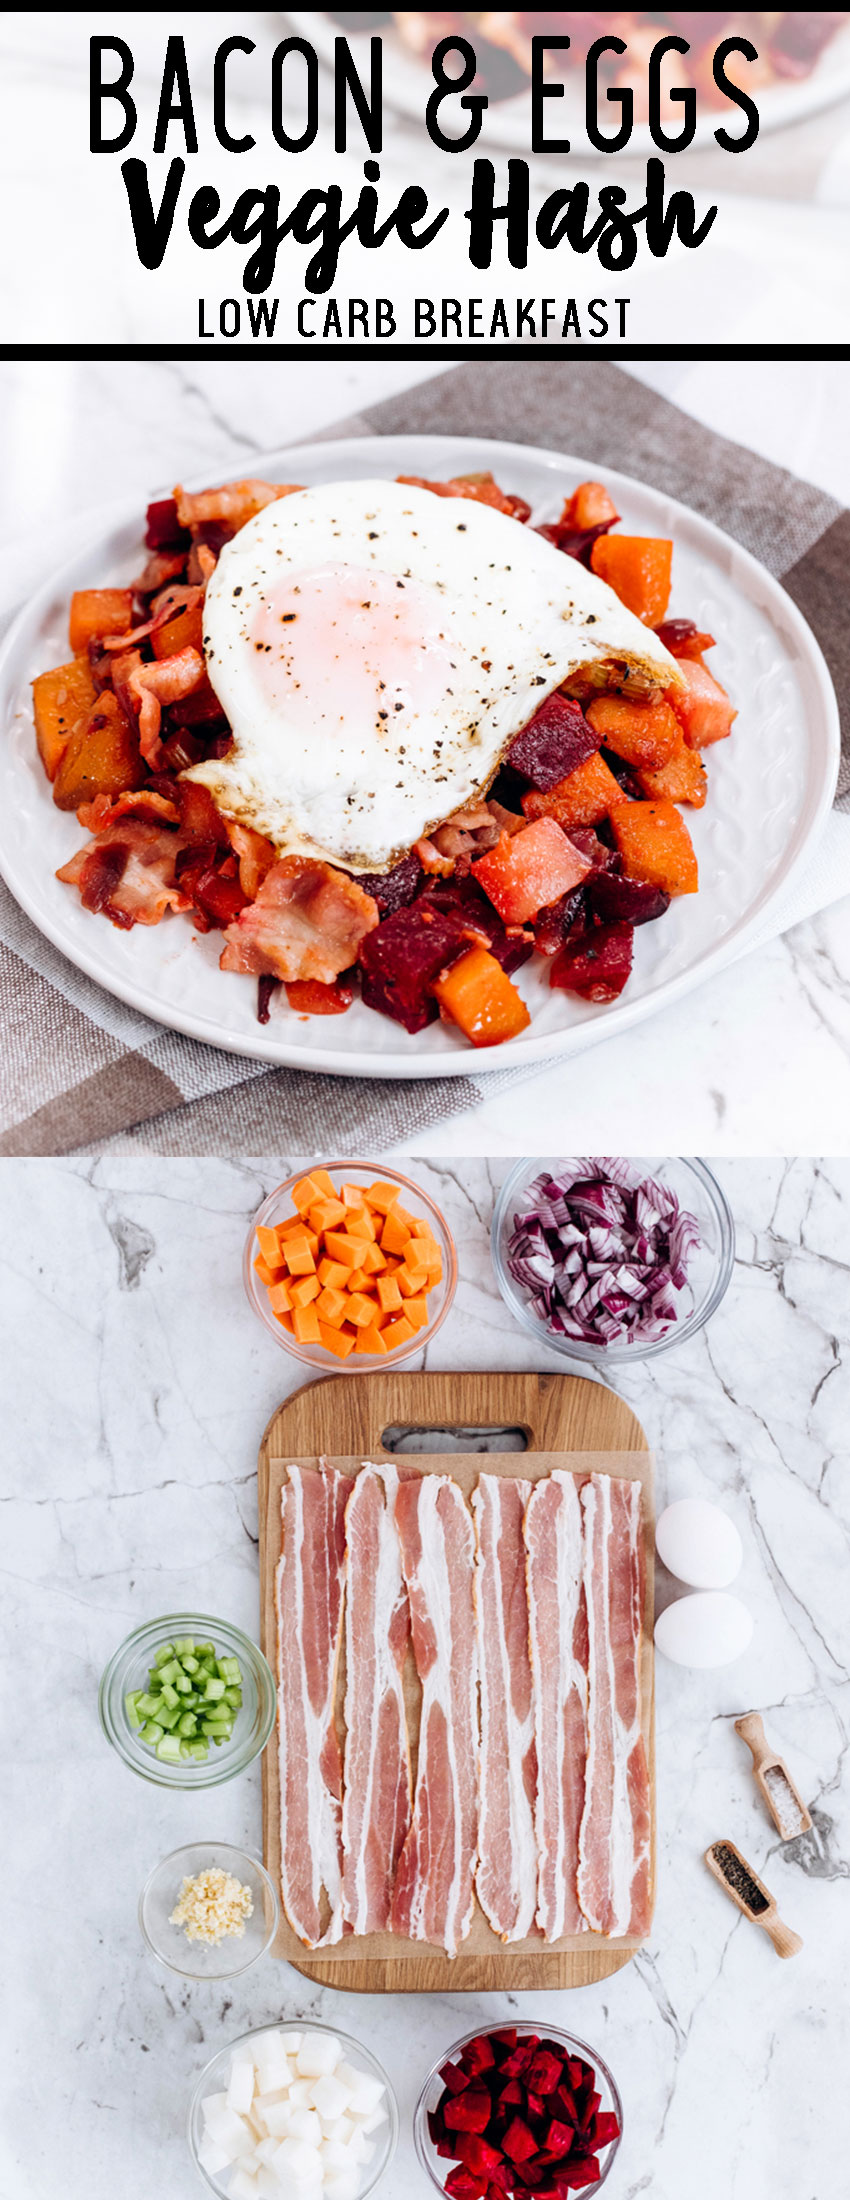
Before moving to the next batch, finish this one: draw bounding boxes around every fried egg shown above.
[187,478,680,873]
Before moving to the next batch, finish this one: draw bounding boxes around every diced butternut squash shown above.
[68,588,134,654]
[267,1280,292,1315]
[562,480,620,530]
[341,1182,367,1210]
[610,798,698,896]
[404,1296,430,1331]
[670,657,737,747]
[316,1286,349,1328]
[256,1225,283,1264]
[381,1315,416,1350]
[345,1267,372,1294]
[324,1230,369,1269]
[151,600,204,660]
[290,1274,320,1308]
[275,1310,294,1335]
[380,1208,412,1257]
[586,694,679,770]
[590,535,672,625]
[291,1174,323,1214]
[522,751,626,831]
[377,1274,403,1315]
[283,1233,315,1276]
[366,1181,401,1214]
[308,1198,346,1234]
[346,1293,376,1329]
[432,946,531,1049]
[254,1255,279,1288]
[317,1319,357,1359]
[359,1242,386,1274]
[292,1303,321,1344]
[343,1205,377,1241]
[32,657,98,782]
[637,727,707,808]
[52,691,145,812]
[317,1257,349,1290]
[354,1322,388,1355]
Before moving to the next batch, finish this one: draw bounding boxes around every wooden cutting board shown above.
[258,1370,654,1994]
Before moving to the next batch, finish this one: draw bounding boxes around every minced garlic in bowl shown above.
[170,1866,254,1945]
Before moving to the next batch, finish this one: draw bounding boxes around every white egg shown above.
[189,478,679,872]
[656,1498,743,1589]
[655,1591,754,1668]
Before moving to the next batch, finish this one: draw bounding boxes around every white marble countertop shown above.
[4,1154,849,2200]
[2,354,850,1156]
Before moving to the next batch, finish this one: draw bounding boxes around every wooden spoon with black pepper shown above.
[705,1838,803,1959]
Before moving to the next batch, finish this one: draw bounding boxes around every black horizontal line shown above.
[1,342,846,363]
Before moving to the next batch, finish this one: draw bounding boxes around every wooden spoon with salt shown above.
[705,1839,803,1959]
[734,1712,812,1841]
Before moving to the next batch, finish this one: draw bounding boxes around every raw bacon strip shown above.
[341,1464,412,1935]
[391,1475,478,1957]
[276,1460,354,1947]
[578,1473,652,1939]
[472,1474,537,1942]
[525,1472,588,1940]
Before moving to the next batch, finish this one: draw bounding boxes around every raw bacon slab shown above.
[472,1474,538,1942]
[525,1471,588,1940]
[341,1464,412,1936]
[275,1460,354,1947]
[391,1474,478,1957]
[578,1473,652,1939]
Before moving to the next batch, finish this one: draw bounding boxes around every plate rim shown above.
[0,428,840,1082]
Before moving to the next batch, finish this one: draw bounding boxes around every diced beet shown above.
[550,922,634,1003]
[358,903,465,1032]
[499,2042,537,2077]
[503,2118,539,2165]
[497,2080,524,2110]
[256,975,279,1025]
[533,884,587,958]
[526,2051,563,2097]
[455,2136,503,2176]
[445,2167,487,2200]
[444,2091,491,2135]
[542,2121,575,2160]
[144,495,190,551]
[535,515,616,567]
[552,2087,579,2126]
[439,2061,471,2097]
[586,872,670,927]
[490,2029,518,2053]
[655,616,716,658]
[591,2111,619,2148]
[420,877,534,977]
[568,2061,592,2091]
[189,865,250,929]
[462,2036,496,2077]
[484,2161,513,2194]
[355,848,422,914]
[508,692,599,791]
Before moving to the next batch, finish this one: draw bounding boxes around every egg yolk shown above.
[250,563,460,746]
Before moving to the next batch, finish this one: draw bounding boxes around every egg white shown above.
[186,478,679,873]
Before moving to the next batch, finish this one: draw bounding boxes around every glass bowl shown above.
[139,1841,278,1980]
[99,1613,276,1790]
[188,2021,399,2198]
[414,2023,622,2198]
[244,1161,457,1371]
[492,1156,735,1366]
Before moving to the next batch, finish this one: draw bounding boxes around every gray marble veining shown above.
[2,1156,849,2199]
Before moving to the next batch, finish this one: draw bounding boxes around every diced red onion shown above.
[506,1160,700,1347]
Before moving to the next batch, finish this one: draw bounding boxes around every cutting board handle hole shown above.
[381,1422,529,1454]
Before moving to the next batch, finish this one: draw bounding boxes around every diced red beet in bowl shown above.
[415,2027,622,2200]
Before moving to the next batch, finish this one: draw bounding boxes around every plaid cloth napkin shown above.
[1,360,847,1156]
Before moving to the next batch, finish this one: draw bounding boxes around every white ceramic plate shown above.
[0,432,839,1080]
[293,12,850,157]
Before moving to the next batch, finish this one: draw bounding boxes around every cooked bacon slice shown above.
[472,1476,537,1943]
[525,1472,588,1940]
[56,818,190,929]
[128,647,206,765]
[226,821,278,900]
[578,1473,652,1940]
[102,584,203,653]
[76,788,179,833]
[341,1465,412,1936]
[397,472,531,522]
[220,858,379,985]
[132,548,186,596]
[276,1460,354,1948]
[416,800,503,875]
[174,479,304,531]
[391,1474,478,1957]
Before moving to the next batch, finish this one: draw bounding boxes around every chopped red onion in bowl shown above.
[506,1159,701,1348]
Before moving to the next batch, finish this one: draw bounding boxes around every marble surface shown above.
[3,1154,849,2200]
[2,354,850,1157]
